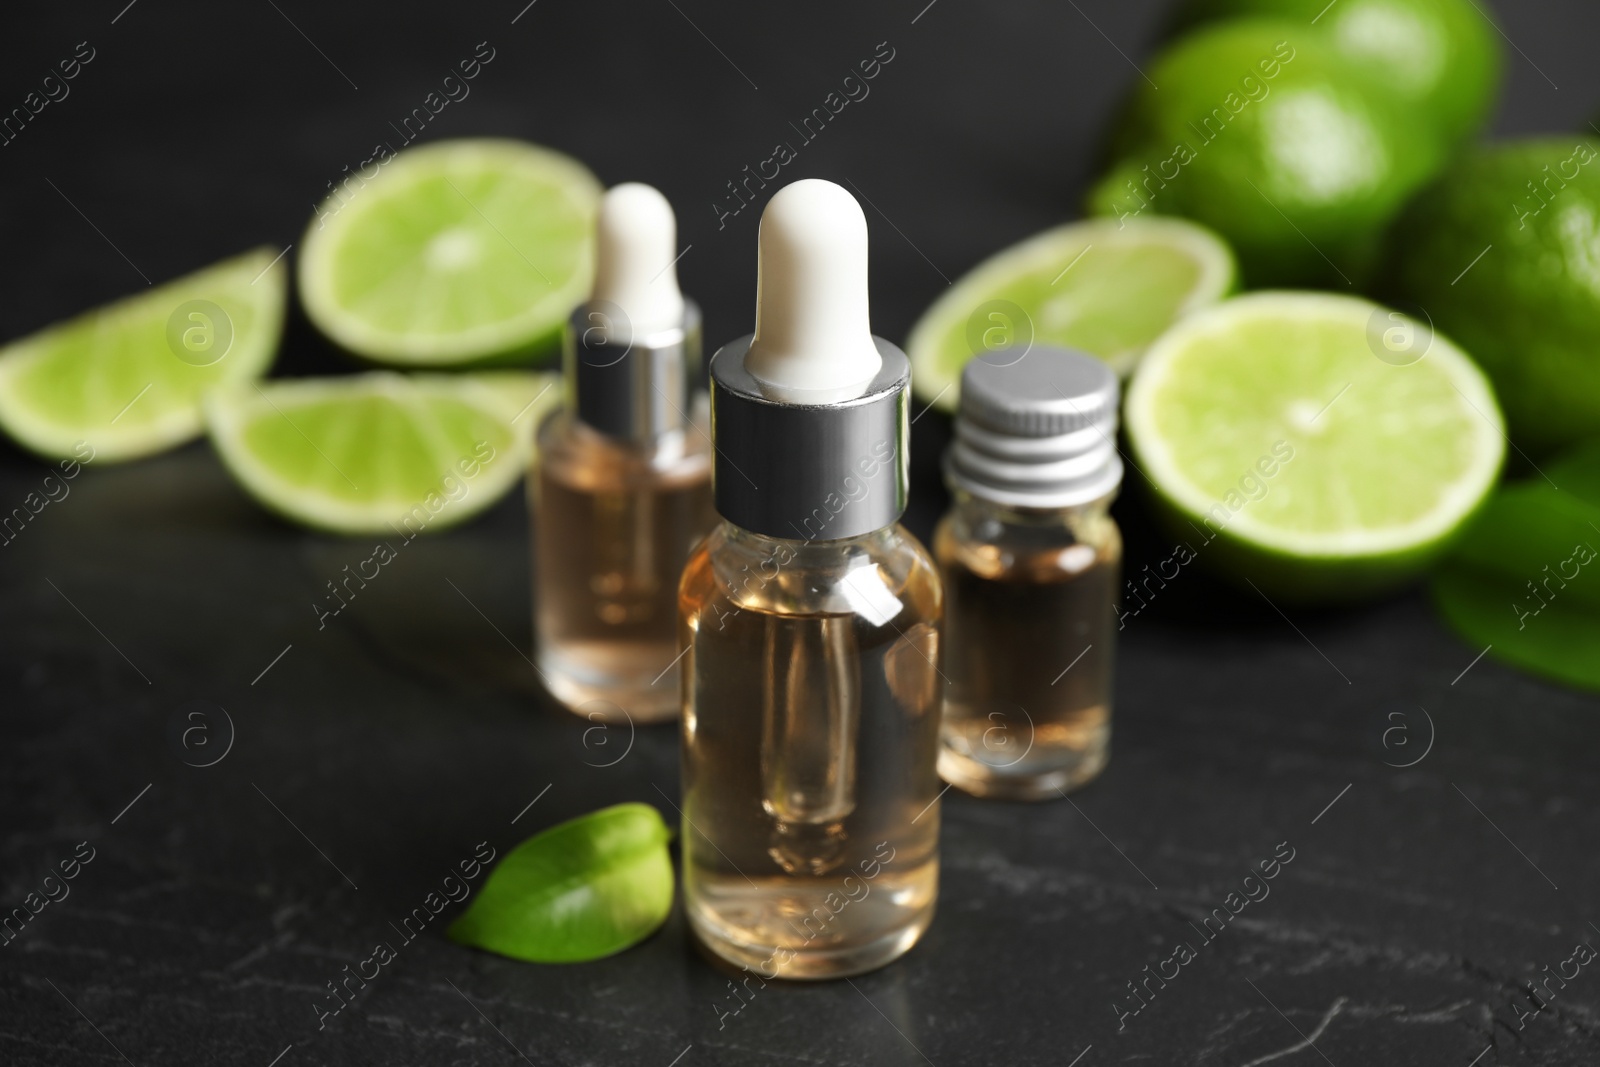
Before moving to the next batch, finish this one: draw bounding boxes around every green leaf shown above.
[1431,441,1600,691]
[447,803,674,963]
[1546,439,1600,509]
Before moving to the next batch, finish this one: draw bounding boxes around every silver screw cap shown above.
[945,346,1122,508]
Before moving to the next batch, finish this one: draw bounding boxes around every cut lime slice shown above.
[299,139,601,367]
[906,216,1235,412]
[0,248,286,462]
[205,371,558,534]
[1125,292,1505,602]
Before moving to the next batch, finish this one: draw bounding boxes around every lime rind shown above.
[1382,137,1600,455]
[1126,291,1505,566]
[204,372,555,534]
[907,216,1236,412]
[0,248,286,462]
[299,139,601,367]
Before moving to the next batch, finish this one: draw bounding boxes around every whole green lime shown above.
[1382,137,1600,455]
[1167,0,1501,145]
[1087,20,1442,287]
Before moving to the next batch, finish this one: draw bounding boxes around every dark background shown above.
[4,1,1600,1064]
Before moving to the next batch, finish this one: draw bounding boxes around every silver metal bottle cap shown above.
[709,334,910,541]
[945,346,1122,508]
[564,299,701,442]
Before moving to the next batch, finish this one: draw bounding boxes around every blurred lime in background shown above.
[906,216,1235,412]
[0,247,286,462]
[1383,137,1600,455]
[205,371,556,533]
[299,139,601,368]
[1125,291,1504,602]
[1167,0,1501,146]
[1087,20,1444,287]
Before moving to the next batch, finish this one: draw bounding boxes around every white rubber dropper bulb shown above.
[745,179,882,404]
[590,182,685,342]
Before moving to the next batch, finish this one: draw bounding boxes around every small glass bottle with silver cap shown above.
[532,183,715,723]
[679,179,942,979]
[934,346,1122,800]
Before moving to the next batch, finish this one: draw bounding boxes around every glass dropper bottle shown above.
[531,183,716,723]
[678,179,943,979]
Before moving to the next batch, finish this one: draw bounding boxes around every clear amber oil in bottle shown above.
[533,410,715,722]
[934,492,1120,800]
[679,523,942,979]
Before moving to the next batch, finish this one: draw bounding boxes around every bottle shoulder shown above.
[682,521,940,624]
[537,406,711,492]
[935,494,1121,583]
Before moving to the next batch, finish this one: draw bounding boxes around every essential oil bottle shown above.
[934,347,1122,800]
[532,183,715,723]
[679,179,943,979]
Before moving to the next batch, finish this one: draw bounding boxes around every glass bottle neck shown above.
[555,406,709,468]
[706,518,930,621]
[719,519,898,561]
[948,487,1114,529]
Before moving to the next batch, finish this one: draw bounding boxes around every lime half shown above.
[0,248,286,462]
[1125,291,1505,602]
[300,139,601,367]
[907,217,1234,413]
[205,371,557,534]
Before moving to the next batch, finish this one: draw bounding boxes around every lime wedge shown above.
[906,217,1235,412]
[299,139,601,367]
[0,248,286,462]
[1125,292,1505,602]
[204,371,558,534]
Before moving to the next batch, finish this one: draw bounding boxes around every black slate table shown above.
[4,1,1599,1064]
